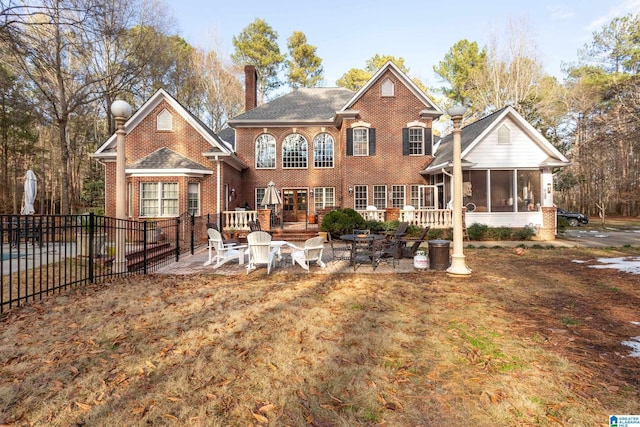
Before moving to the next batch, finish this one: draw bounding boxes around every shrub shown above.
[365,220,385,233]
[467,223,489,240]
[512,225,536,240]
[320,208,366,237]
[557,216,568,232]
[487,226,512,240]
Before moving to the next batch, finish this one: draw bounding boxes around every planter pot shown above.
[413,254,429,269]
[308,214,317,224]
[318,231,328,242]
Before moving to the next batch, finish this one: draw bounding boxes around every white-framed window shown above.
[256,134,276,169]
[391,185,405,208]
[188,182,200,216]
[313,133,334,168]
[127,182,132,217]
[354,185,368,210]
[498,124,511,144]
[381,78,394,97]
[157,109,172,131]
[410,185,421,208]
[314,187,335,211]
[256,188,266,209]
[409,128,424,155]
[373,185,387,209]
[140,182,178,217]
[353,128,368,156]
[282,133,307,168]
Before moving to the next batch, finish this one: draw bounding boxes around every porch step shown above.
[270,228,320,243]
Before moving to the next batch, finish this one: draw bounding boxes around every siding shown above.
[466,117,549,169]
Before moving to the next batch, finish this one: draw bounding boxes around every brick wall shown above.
[105,99,242,220]
[234,69,435,213]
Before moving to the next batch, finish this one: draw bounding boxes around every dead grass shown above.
[1,247,640,426]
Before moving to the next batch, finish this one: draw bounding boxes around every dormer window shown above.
[498,124,510,144]
[157,109,173,131]
[381,78,394,97]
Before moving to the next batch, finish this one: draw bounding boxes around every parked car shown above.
[557,208,589,226]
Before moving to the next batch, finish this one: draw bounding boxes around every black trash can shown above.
[428,239,451,271]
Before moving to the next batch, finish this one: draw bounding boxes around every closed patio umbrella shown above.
[20,169,37,215]
[260,181,282,207]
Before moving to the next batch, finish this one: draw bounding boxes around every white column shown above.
[446,106,471,276]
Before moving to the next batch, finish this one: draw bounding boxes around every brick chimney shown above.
[244,65,257,112]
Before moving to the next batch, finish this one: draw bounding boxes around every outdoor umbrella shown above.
[20,169,37,215]
[260,181,282,207]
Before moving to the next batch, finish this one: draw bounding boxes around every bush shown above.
[557,216,568,232]
[512,225,536,240]
[487,226,512,240]
[320,208,366,237]
[467,223,488,240]
[364,220,385,233]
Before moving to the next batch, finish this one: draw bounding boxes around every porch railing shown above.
[222,210,258,230]
[356,208,454,228]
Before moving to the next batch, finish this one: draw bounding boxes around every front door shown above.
[283,189,308,222]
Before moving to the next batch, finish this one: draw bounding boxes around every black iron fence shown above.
[1,213,210,314]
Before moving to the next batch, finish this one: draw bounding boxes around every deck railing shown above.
[356,208,454,228]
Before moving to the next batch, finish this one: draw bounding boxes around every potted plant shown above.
[413,248,428,269]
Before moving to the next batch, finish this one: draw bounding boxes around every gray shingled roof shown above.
[130,147,210,171]
[217,127,235,149]
[430,107,507,167]
[230,87,355,122]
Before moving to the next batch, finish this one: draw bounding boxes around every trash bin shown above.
[428,239,450,271]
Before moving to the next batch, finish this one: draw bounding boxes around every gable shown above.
[422,106,569,174]
[465,116,552,168]
[93,89,234,158]
[341,61,442,117]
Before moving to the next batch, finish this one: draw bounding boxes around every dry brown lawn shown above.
[1,246,640,426]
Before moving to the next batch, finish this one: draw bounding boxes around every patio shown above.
[155,241,425,275]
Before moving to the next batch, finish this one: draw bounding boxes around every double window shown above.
[314,187,335,210]
[140,182,179,217]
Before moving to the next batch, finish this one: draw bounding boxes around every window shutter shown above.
[369,128,376,156]
[424,128,433,155]
[402,128,409,155]
[346,128,353,156]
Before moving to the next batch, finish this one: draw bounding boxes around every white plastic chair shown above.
[246,231,278,274]
[203,228,246,269]
[290,236,327,272]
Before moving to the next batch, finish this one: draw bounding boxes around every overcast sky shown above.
[165,0,640,87]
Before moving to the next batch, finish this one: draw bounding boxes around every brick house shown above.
[227,61,442,223]
[93,61,567,238]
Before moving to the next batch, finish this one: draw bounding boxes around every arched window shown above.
[255,134,276,169]
[313,133,334,168]
[282,133,307,168]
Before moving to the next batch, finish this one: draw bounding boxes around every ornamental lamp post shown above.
[111,99,132,274]
[446,105,472,276]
